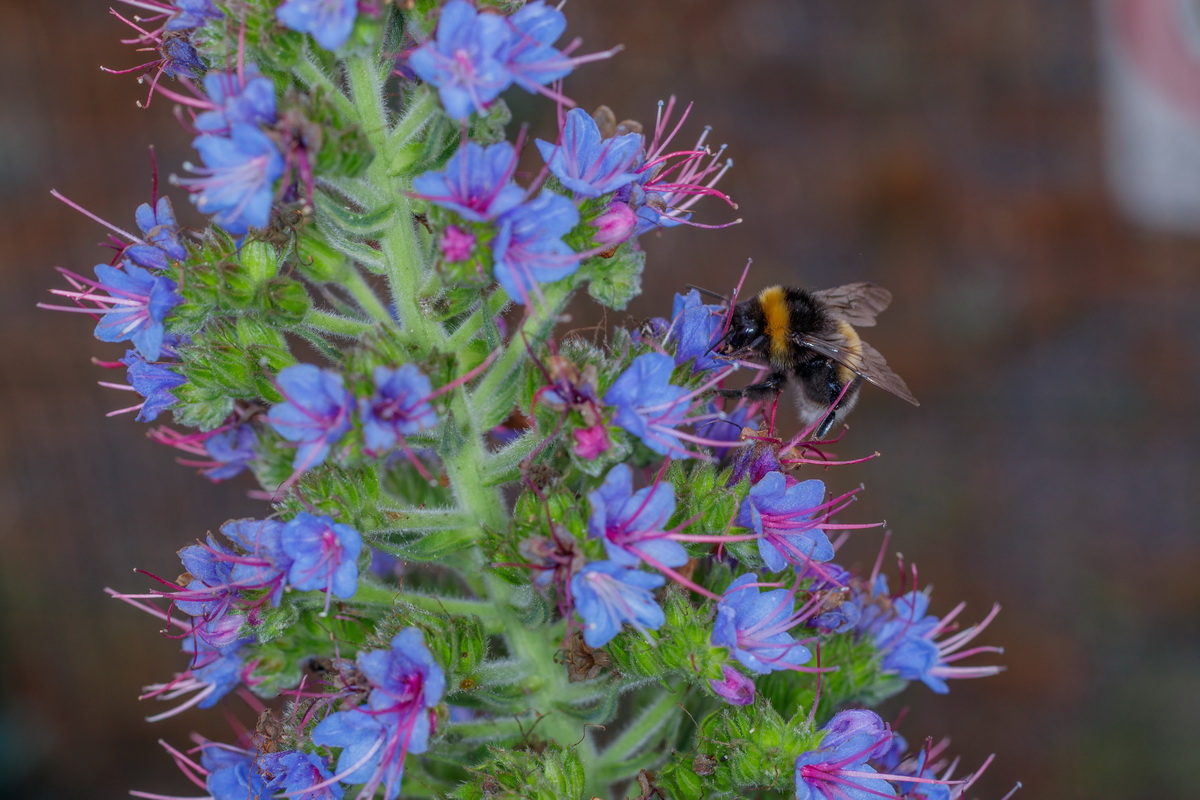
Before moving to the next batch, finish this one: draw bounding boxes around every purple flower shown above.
[603,353,692,458]
[180,123,284,234]
[492,192,581,303]
[698,400,757,461]
[571,561,665,647]
[121,350,185,422]
[587,464,684,570]
[735,472,834,572]
[202,424,258,481]
[160,34,205,79]
[794,710,897,800]
[125,196,186,269]
[267,364,354,471]
[311,628,445,800]
[727,438,783,485]
[412,140,525,222]
[194,63,278,134]
[167,0,223,31]
[409,0,514,120]
[200,745,267,800]
[281,512,363,601]
[536,108,642,198]
[711,573,812,674]
[668,289,724,372]
[91,262,182,360]
[277,0,358,51]
[710,664,755,706]
[260,750,343,800]
[360,364,438,453]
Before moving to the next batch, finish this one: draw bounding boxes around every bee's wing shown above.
[794,333,920,406]
[811,283,892,327]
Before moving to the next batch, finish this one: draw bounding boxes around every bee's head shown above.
[710,299,768,356]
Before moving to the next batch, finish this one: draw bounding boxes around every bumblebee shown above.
[713,283,918,437]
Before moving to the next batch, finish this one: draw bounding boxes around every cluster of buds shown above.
[48,2,1010,798]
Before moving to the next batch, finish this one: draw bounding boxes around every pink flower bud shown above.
[440,225,475,262]
[592,201,637,246]
[573,425,610,460]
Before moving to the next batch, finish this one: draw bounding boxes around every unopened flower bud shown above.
[593,201,637,246]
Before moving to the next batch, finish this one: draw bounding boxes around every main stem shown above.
[342,47,609,795]
[345,55,444,353]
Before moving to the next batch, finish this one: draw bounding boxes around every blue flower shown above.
[409,0,514,120]
[502,1,578,92]
[260,750,343,800]
[587,464,684,569]
[794,710,897,800]
[276,0,358,52]
[91,262,182,361]
[181,637,247,709]
[182,123,284,234]
[360,364,438,453]
[492,192,581,303]
[202,424,258,481]
[281,512,362,601]
[735,472,834,572]
[267,364,354,471]
[311,629,444,800]
[412,140,525,222]
[121,350,185,422]
[194,63,278,134]
[603,353,693,457]
[711,573,811,674]
[176,534,237,618]
[200,745,267,800]
[166,0,223,31]
[893,751,950,800]
[536,108,642,198]
[668,289,724,372]
[222,518,290,606]
[571,561,665,647]
[864,589,1003,694]
[125,196,186,269]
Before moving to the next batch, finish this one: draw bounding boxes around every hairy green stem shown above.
[292,48,357,120]
[343,266,395,324]
[595,682,685,780]
[446,290,512,352]
[472,282,572,414]
[302,308,375,337]
[345,55,445,353]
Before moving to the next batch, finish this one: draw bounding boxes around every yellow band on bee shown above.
[759,286,791,359]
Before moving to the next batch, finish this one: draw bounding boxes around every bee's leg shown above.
[714,370,787,400]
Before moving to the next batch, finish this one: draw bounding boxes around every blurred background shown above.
[3,1,1199,797]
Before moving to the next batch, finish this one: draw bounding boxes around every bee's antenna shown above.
[704,327,737,356]
[684,283,728,302]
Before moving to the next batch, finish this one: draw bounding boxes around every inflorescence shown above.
[50,2,1009,799]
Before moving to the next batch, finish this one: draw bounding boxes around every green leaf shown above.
[583,246,645,310]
